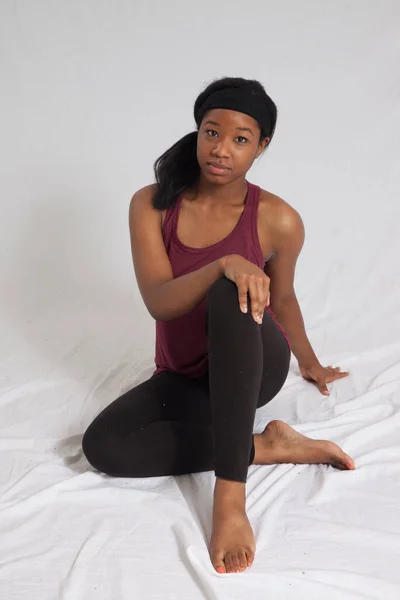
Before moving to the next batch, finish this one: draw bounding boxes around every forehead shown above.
[202,108,259,131]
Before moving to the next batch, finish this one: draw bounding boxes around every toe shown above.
[211,552,226,574]
[344,453,355,469]
[231,553,241,573]
[246,549,254,567]
[335,451,355,470]
[224,553,234,574]
[238,550,247,571]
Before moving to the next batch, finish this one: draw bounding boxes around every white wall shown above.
[1,1,399,395]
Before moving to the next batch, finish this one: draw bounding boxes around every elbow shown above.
[147,303,172,322]
[143,285,168,321]
[270,292,297,312]
[145,282,181,322]
[150,310,166,322]
[147,304,164,322]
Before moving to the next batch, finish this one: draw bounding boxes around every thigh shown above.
[82,370,215,477]
[85,370,212,437]
[257,311,291,408]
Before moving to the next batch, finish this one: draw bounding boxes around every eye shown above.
[205,130,248,143]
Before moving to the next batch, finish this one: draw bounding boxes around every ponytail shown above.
[152,131,200,210]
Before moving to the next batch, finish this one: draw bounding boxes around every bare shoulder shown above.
[259,188,304,238]
[129,183,163,225]
[130,183,159,209]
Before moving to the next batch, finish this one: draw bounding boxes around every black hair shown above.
[152,76,278,210]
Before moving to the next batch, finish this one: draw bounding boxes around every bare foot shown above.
[254,420,355,470]
[209,479,255,574]
[209,503,255,574]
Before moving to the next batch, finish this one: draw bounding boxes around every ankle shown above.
[213,477,246,510]
[253,434,266,465]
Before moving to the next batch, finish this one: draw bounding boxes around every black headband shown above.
[195,87,272,136]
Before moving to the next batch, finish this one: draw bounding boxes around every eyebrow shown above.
[203,119,254,137]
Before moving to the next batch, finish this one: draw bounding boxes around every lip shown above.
[207,162,230,172]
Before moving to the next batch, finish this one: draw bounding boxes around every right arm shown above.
[129,185,229,322]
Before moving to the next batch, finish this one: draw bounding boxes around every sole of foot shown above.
[257,419,355,470]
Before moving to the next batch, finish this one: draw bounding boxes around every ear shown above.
[256,137,270,159]
[262,136,270,149]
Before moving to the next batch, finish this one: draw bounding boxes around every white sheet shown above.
[1,1,400,599]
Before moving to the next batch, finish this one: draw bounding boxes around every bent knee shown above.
[82,422,109,474]
[206,276,237,307]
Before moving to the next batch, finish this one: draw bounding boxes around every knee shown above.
[82,421,107,474]
[206,276,237,310]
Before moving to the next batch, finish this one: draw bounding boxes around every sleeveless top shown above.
[152,179,291,378]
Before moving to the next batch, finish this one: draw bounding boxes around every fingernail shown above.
[241,305,247,313]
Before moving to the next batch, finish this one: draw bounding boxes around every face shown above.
[197,108,270,182]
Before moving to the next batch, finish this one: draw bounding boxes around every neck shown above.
[188,174,248,207]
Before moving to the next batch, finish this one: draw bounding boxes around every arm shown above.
[263,203,319,368]
[129,186,226,321]
[264,201,350,394]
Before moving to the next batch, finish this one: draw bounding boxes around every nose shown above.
[211,137,230,158]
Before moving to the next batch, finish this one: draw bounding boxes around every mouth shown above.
[207,162,230,174]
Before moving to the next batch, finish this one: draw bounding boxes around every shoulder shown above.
[130,183,158,209]
[129,183,162,223]
[258,187,304,240]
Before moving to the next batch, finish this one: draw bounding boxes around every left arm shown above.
[264,202,349,394]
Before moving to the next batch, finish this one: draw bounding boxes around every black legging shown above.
[82,277,291,483]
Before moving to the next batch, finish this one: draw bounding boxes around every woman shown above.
[82,76,354,575]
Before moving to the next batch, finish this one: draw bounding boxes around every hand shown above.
[221,254,270,325]
[299,363,350,395]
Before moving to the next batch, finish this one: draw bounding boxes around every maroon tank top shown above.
[153,180,290,378]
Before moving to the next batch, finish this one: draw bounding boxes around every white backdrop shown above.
[1,1,400,599]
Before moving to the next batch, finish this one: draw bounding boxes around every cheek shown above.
[196,137,205,153]
[196,140,209,162]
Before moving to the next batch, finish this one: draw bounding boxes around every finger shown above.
[326,366,342,373]
[263,277,271,307]
[328,372,350,382]
[248,277,262,323]
[335,369,350,376]
[237,281,249,313]
[331,366,349,374]
[257,278,266,320]
[326,369,350,378]
[319,381,330,395]
[266,288,271,307]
